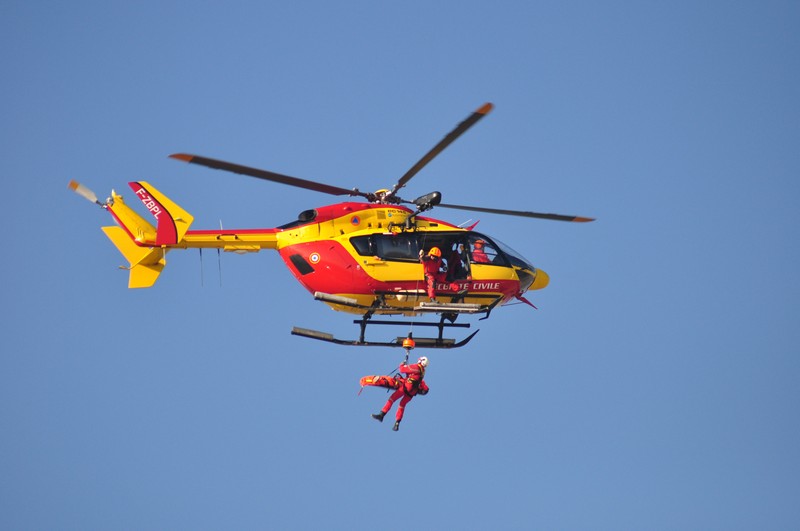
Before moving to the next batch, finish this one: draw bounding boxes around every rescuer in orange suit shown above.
[471,239,491,263]
[419,247,458,302]
[371,356,429,431]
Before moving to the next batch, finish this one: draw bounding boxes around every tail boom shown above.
[180,229,279,253]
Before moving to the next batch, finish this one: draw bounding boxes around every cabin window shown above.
[375,234,420,261]
[350,232,516,277]
[350,235,374,256]
[349,234,421,261]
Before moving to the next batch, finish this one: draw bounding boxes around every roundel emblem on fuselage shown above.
[309,252,321,264]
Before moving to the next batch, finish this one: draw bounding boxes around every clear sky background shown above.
[2,1,798,529]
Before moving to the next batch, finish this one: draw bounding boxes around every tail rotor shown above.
[68,180,105,207]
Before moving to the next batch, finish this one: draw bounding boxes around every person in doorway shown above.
[419,247,458,302]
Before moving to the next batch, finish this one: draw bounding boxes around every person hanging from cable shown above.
[370,347,429,431]
[419,246,459,303]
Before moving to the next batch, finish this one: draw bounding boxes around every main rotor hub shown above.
[372,189,391,203]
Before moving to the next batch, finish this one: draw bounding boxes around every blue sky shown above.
[2,1,799,529]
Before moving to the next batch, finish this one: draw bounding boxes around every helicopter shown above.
[69,103,593,349]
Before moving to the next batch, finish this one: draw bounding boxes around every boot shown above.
[371,412,385,422]
[392,421,400,431]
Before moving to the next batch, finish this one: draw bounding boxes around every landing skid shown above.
[291,326,479,349]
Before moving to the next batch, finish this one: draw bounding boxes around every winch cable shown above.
[406,229,433,345]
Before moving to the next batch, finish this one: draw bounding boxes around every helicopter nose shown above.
[530,268,550,290]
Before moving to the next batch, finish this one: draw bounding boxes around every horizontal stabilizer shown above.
[102,226,166,288]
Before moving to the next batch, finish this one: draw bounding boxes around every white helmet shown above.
[417,356,429,367]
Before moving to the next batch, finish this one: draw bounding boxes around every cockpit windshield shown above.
[486,236,535,271]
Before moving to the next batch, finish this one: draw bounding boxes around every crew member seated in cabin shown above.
[471,239,491,263]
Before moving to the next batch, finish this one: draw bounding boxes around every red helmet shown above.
[428,247,442,257]
[474,239,485,248]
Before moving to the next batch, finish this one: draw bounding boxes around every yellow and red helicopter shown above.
[70,103,593,349]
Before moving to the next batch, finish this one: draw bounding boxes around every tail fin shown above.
[126,181,194,244]
[102,181,194,288]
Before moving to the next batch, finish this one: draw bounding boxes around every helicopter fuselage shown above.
[258,202,549,314]
[94,181,548,316]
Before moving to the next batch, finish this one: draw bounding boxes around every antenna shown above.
[218,220,223,287]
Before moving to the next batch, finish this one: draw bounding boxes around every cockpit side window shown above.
[467,234,506,265]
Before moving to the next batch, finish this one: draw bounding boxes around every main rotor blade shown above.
[390,103,494,197]
[170,153,368,199]
[438,202,595,222]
